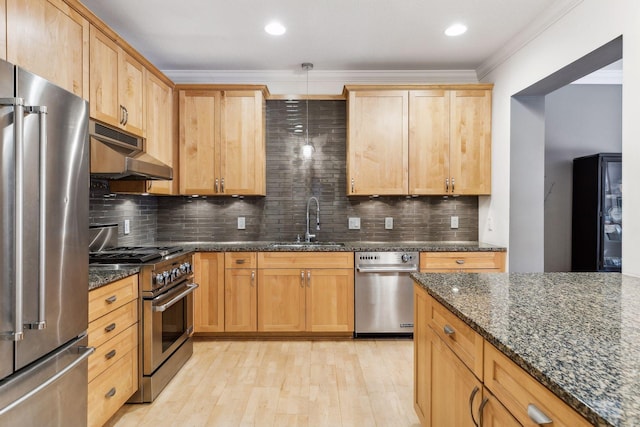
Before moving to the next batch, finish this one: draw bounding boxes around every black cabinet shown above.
[572,153,621,272]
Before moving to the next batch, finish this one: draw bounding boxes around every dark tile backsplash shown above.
[90,100,478,244]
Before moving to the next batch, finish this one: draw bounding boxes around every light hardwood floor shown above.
[105,339,420,427]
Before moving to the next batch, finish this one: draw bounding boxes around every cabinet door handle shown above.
[147,181,152,192]
[527,404,553,425]
[456,259,465,265]
[451,177,455,192]
[351,178,355,193]
[250,271,255,286]
[307,270,311,287]
[105,295,117,304]
[105,349,117,360]
[221,177,225,193]
[469,386,480,427]
[445,178,449,192]
[105,387,116,398]
[300,271,305,287]
[123,106,129,126]
[443,324,455,336]
[478,397,489,427]
[119,105,125,125]
[214,178,219,193]
[104,323,116,333]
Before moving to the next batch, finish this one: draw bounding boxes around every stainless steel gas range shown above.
[90,227,197,403]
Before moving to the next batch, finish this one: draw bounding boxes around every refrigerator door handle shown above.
[0,345,94,416]
[24,105,48,330]
[0,98,25,342]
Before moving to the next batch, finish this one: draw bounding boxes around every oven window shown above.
[161,296,187,352]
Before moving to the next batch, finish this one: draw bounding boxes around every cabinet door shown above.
[220,90,265,195]
[306,269,353,332]
[257,269,305,332]
[428,326,482,426]
[119,51,145,136]
[7,0,89,98]
[193,253,224,333]
[409,90,451,195]
[179,90,220,195]
[145,73,175,195]
[89,25,120,127]
[413,285,429,425]
[0,2,6,60]
[347,90,408,195]
[225,268,257,332]
[449,90,492,195]
[480,388,522,427]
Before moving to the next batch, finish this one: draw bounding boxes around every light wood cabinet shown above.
[414,284,591,427]
[193,252,225,333]
[0,2,6,60]
[225,253,257,332]
[346,90,408,195]
[88,274,139,427]
[420,251,506,273]
[6,0,89,98]
[89,24,145,136]
[178,87,266,196]
[257,252,354,333]
[346,85,492,196]
[109,72,176,195]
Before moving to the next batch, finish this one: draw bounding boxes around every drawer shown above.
[89,274,138,322]
[225,252,257,269]
[88,324,137,383]
[258,252,354,269]
[420,251,505,272]
[428,296,483,379]
[484,342,591,427]
[88,349,138,427]
[88,300,137,348]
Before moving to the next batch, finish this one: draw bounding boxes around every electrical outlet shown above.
[450,216,459,229]
[124,219,130,235]
[237,217,246,230]
[385,217,393,230]
[348,217,361,230]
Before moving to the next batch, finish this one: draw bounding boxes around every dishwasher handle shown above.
[356,265,418,273]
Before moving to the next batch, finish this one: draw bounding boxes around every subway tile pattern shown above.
[90,100,479,244]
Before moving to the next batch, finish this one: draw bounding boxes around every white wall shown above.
[480,0,640,276]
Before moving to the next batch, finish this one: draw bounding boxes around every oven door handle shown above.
[152,283,199,312]
[356,266,418,273]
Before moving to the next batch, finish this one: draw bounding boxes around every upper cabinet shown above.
[89,25,145,137]
[346,85,492,196]
[178,86,267,196]
[6,0,89,98]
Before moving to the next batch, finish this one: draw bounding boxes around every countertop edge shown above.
[89,267,140,291]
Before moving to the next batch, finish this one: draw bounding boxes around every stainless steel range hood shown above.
[89,120,173,180]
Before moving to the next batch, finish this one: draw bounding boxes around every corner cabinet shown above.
[89,24,145,137]
[414,285,591,427]
[6,0,89,99]
[345,85,492,196]
[178,86,267,196]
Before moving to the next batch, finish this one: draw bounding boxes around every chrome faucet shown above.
[305,196,320,242]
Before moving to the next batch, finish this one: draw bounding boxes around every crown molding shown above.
[571,69,623,85]
[476,0,584,80]
[162,69,479,95]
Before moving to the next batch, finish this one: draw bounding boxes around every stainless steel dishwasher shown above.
[354,251,418,337]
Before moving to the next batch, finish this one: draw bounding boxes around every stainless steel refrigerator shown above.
[571,153,622,272]
[0,60,92,425]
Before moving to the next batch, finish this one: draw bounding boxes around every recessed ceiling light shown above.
[445,23,467,37]
[265,22,286,36]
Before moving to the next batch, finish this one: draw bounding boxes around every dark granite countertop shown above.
[89,266,140,291]
[156,241,506,253]
[411,272,640,427]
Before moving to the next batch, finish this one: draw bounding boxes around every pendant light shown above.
[301,62,314,159]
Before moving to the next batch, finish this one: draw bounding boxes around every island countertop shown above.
[411,272,640,427]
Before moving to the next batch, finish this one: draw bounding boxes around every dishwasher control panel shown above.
[356,252,417,266]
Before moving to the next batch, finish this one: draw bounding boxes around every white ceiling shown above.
[80,0,568,74]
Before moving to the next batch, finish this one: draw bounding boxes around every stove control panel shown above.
[154,261,192,287]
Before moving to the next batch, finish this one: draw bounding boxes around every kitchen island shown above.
[411,272,640,426]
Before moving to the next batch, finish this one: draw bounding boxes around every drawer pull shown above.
[478,397,489,427]
[443,325,455,336]
[236,259,245,265]
[105,349,117,360]
[105,387,116,398]
[105,295,117,304]
[456,259,465,265]
[104,323,116,333]
[527,403,552,425]
[469,386,480,427]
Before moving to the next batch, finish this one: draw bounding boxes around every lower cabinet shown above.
[225,261,257,332]
[87,274,139,427]
[193,252,225,333]
[420,251,506,272]
[414,284,591,427]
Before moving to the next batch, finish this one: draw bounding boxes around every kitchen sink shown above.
[269,242,346,248]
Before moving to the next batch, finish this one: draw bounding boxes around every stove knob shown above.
[401,254,410,263]
[173,268,180,279]
[184,262,192,273]
[163,271,170,283]
[180,263,187,273]
[155,274,165,285]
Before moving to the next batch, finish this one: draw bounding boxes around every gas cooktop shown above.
[89,246,183,264]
